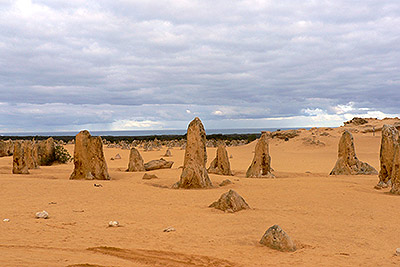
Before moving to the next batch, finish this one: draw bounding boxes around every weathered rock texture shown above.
[390,146,400,194]
[175,117,212,189]
[246,132,274,178]
[126,148,145,172]
[12,141,29,174]
[24,140,39,169]
[376,125,399,188]
[0,140,13,157]
[260,225,296,252]
[144,158,173,171]
[209,190,250,212]
[37,137,56,166]
[70,130,110,180]
[207,144,232,175]
[330,131,378,175]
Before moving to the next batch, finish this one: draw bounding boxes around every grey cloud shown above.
[0,0,399,131]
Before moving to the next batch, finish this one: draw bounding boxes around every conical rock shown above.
[175,117,212,188]
[208,144,232,176]
[330,131,377,175]
[260,225,296,252]
[164,149,172,157]
[209,190,250,212]
[126,148,145,172]
[246,132,274,178]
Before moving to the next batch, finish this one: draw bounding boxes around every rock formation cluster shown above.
[344,117,368,126]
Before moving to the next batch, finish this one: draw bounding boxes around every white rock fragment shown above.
[396,248,400,256]
[35,210,49,219]
[3,218,10,222]
[108,221,120,227]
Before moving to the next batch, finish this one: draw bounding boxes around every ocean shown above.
[0,127,302,137]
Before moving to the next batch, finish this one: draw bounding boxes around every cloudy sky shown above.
[0,0,399,132]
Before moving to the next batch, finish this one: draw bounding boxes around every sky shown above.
[0,0,399,133]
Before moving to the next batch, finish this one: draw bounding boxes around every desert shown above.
[1,0,398,265]
[1,117,400,266]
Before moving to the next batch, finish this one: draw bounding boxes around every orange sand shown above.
[1,120,400,266]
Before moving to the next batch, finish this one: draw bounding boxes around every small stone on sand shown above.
[35,211,49,219]
[142,173,158,179]
[108,221,120,227]
[219,179,233,187]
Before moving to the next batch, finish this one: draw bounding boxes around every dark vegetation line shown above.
[0,133,261,143]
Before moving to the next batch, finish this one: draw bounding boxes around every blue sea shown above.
[0,127,303,137]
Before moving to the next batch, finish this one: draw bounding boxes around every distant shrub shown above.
[55,145,72,163]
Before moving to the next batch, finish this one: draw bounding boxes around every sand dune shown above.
[1,120,400,266]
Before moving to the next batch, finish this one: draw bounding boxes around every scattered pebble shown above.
[94,183,103,187]
[108,221,120,227]
[396,248,400,256]
[3,218,10,222]
[142,173,158,180]
[35,210,49,219]
[48,201,57,205]
[163,227,176,232]
[219,179,233,187]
